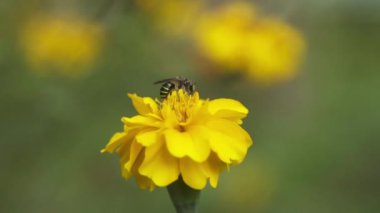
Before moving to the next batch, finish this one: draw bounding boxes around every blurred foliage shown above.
[1,0,380,213]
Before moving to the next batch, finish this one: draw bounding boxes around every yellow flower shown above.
[244,18,306,85]
[136,0,202,36]
[192,2,306,85]
[20,13,103,76]
[193,1,257,70]
[102,90,252,190]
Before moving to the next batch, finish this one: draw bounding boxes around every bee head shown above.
[184,80,196,95]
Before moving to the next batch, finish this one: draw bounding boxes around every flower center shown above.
[162,89,199,124]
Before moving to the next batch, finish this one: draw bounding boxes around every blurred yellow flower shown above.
[136,0,202,36]
[20,13,103,76]
[244,18,306,85]
[102,89,252,190]
[193,1,257,70]
[192,1,306,85]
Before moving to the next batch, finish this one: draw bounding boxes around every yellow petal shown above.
[119,140,133,179]
[160,104,179,128]
[187,125,211,162]
[121,167,132,180]
[128,93,159,115]
[165,129,192,158]
[135,173,156,191]
[124,140,144,172]
[165,128,207,162]
[201,152,226,188]
[139,140,180,187]
[180,158,208,190]
[208,98,248,122]
[101,132,129,153]
[122,115,161,128]
[135,129,160,147]
[207,119,252,164]
[121,141,149,187]
[184,101,210,126]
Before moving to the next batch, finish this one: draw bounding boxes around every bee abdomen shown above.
[160,82,175,99]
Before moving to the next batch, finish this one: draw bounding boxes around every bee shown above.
[154,76,197,99]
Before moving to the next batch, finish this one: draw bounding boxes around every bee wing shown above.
[154,77,181,85]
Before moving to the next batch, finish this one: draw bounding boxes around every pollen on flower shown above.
[102,88,252,190]
[161,90,199,124]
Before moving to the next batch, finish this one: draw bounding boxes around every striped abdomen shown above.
[160,82,175,99]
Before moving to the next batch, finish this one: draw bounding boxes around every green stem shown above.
[167,177,201,213]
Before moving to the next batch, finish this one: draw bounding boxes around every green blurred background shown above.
[1,0,379,212]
